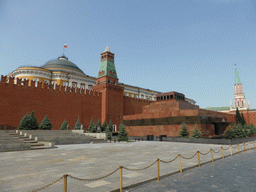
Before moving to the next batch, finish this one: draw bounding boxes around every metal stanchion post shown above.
[254,141,255,149]
[248,141,251,150]
[243,142,246,152]
[197,151,200,168]
[229,144,232,156]
[221,147,224,159]
[63,174,68,192]
[210,148,214,163]
[157,158,160,181]
[120,166,123,192]
[237,144,240,153]
[178,154,182,173]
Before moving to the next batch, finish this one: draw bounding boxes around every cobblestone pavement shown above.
[129,148,256,192]
[0,141,254,192]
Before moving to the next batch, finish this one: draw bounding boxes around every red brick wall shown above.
[0,76,102,130]
[229,110,256,126]
[123,96,151,116]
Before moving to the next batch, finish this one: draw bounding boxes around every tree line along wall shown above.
[0,76,102,130]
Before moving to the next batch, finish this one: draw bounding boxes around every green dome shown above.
[42,55,84,73]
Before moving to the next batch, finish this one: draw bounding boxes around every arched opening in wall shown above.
[242,101,243,107]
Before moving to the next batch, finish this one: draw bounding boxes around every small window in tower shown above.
[33,78,39,87]
[126,93,129,96]
[108,80,111,84]
[170,95,173,99]
[113,81,116,85]
[131,94,134,97]
[113,72,115,76]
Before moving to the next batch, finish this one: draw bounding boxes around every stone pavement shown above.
[0,141,254,192]
[129,147,256,192]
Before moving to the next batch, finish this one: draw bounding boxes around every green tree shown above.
[179,122,189,138]
[74,117,82,130]
[117,123,128,141]
[18,114,31,130]
[248,123,256,136]
[29,111,38,130]
[106,126,112,141]
[244,124,251,137]
[192,124,201,138]
[240,113,246,126]
[233,124,246,138]
[108,120,113,132]
[88,118,96,133]
[60,119,68,130]
[96,119,101,132]
[39,115,52,130]
[235,108,241,124]
[102,121,108,132]
[223,125,235,139]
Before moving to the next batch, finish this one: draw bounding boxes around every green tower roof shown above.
[97,45,118,78]
[235,64,241,85]
[104,45,110,52]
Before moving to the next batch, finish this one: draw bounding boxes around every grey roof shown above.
[41,55,84,73]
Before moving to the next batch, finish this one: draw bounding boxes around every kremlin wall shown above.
[1,46,256,137]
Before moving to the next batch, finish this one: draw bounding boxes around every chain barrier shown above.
[212,148,221,153]
[123,160,158,171]
[245,142,249,146]
[222,146,229,151]
[31,175,64,192]
[199,150,211,156]
[180,151,198,160]
[68,167,120,181]
[159,155,179,163]
[231,145,238,149]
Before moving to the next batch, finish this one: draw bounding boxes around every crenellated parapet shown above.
[0,75,101,97]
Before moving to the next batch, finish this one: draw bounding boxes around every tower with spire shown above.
[92,45,124,130]
[233,64,247,110]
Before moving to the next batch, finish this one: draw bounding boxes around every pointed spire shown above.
[235,64,242,85]
[104,45,110,53]
[248,100,251,109]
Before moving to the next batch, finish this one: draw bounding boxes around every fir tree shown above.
[102,121,108,132]
[106,126,112,141]
[60,119,68,130]
[179,122,189,138]
[96,119,101,132]
[235,108,241,124]
[29,111,38,130]
[223,125,235,139]
[108,120,113,132]
[240,113,246,126]
[117,123,128,141]
[39,115,52,130]
[233,124,246,138]
[248,123,256,136]
[192,124,202,138]
[18,115,31,130]
[88,118,96,133]
[244,124,251,137]
[74,117,82,130]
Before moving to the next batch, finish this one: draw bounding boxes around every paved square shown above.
[0,141,244,192]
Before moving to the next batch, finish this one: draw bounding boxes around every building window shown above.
[80,84,85,89]
[72,83,76,88]
[33,78,39,87]
[88,85,92,90]
[113,125,117,132]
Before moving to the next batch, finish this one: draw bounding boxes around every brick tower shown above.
[234,64,246,109]
[92,45,124,130]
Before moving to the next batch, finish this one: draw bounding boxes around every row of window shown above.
[125,92,156,100]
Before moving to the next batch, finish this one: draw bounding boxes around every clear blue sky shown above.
[1,0,256,109]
